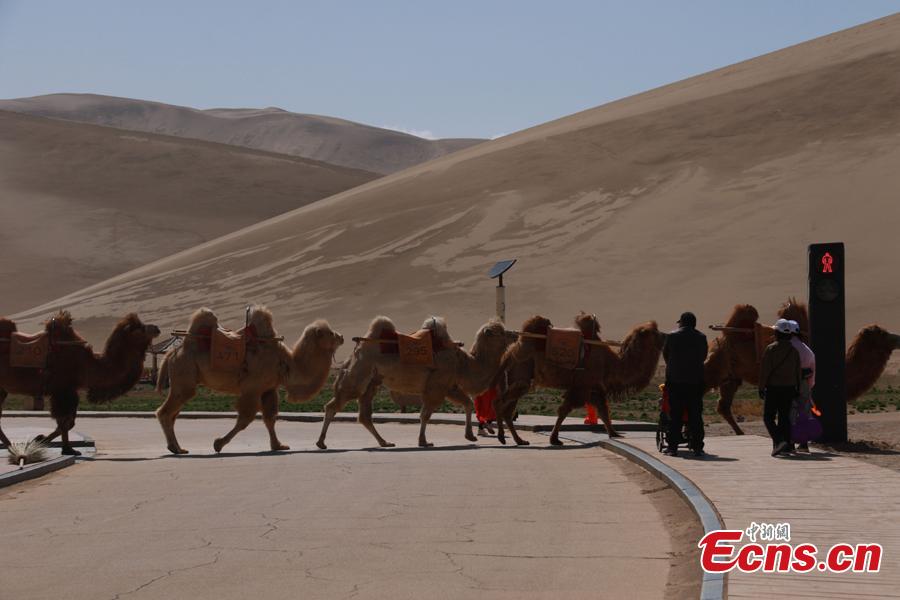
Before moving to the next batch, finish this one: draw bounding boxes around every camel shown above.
[155,306,343,454]
[493,313,665,446]
[706,299,900,434]
[316,316,514,449]
[0,311,160,454]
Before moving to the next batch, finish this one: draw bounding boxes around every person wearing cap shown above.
[788,319,816,452]
[759,319,802,456]
[662,312,708,457]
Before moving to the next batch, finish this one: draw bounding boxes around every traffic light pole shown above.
[808,242,847,443]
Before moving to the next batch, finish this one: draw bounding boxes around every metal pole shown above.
[495,274,506,323]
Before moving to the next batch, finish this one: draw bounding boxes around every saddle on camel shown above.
[352,317,463,368]
[171,306,284,373]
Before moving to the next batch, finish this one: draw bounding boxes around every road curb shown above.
[558,432,726,600]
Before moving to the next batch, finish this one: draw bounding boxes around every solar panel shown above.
[488,259,516,279]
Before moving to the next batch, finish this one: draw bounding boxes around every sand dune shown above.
[11,14,900,370]
[0,110,376,314]
[0,94,484,174]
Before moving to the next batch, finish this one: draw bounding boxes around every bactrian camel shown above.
[706,299,900,434]
[156,306,343,454]
[493,313,665,446]
[0,311,160,454]
[316,316,514,449]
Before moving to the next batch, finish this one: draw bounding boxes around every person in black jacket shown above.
[662,312,708,457]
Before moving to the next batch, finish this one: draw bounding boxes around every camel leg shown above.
[261,389,289,451]
[549,390,581,446]
[34,428,61,444]
[447,387,477,443]
[49,389,80,456]
[214,396,258,453]
[494,383,530,446]
[316,395,344,450]
[417,391,442,448]
[358,379,395,448]
[589,389,621,438]
[51,390,81,456]
[716,379,744,435]
[156,385,194,454]
[0,389,10,448]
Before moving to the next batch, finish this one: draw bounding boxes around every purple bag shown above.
[792,414,822,443]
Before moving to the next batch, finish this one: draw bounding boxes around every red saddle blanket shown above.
[398,329,434,368]
[9,332,50,368]
[545,327,583,370]
[210,328,246,372]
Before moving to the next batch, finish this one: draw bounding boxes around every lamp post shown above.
[488,259,517,323]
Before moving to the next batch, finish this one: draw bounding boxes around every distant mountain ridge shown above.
[0,93,484,174]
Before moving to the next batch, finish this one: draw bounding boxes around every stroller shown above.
[655,383,698,453]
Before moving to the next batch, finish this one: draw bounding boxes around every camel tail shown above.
[156,352,172,394]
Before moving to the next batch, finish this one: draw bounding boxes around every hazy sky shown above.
[2,1,899,139]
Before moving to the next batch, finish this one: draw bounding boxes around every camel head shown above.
[87,313,161,403]
[104,313,162,354]
[285,319,344,403]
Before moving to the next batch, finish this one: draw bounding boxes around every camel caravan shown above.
[0,299,898,454]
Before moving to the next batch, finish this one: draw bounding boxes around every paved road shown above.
[0,417,695,600]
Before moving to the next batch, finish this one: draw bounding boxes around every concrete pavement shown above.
[623,432,900,600]
[0,417,700,600]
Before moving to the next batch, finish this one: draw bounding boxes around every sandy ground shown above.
[0,94,484,174]
[10,14,900,363]
[708,411,900,473]
[0,417,701,600]
[0,110,377,315]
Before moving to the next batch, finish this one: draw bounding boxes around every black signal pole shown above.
[808,242,847,443]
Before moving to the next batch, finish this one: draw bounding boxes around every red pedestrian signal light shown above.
[822,252,834,274]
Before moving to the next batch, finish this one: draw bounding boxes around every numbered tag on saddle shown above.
[546,327,583,370]
[398,329,434,367]
[9,332,50,368]
[210,328,246,372]
[754,322,775,364]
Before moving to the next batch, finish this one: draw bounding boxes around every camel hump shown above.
[420,316,452,347]
[574,312,600,340]
[43,309,85,342]
[188,307,219,334]
[365,316,397,339]
[0,318,17,339]
[778,297,809,331]
[724,304,759,335]
[247,305,276,337]
[521,315,552,335]
[44,310,74,332]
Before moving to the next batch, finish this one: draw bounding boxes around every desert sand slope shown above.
[0,110,376,314]
[0,94,484,174]
[13,14,900,363]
